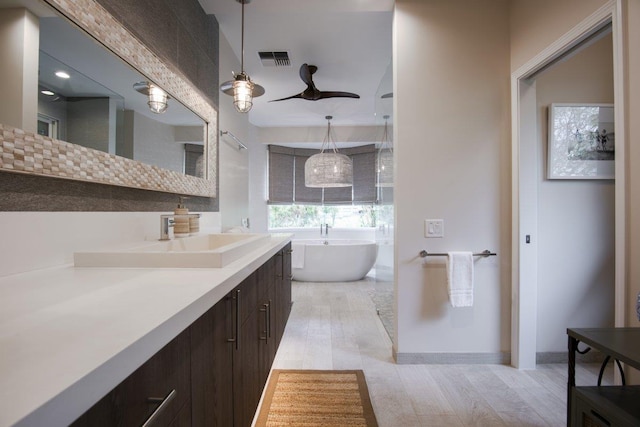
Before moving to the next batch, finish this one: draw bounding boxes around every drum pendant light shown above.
[220,0,264,113]
[305,116,353,188]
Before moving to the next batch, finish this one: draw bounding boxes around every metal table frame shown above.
[567,328,640,425]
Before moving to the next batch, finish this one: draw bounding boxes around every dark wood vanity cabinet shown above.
[71,330,192,427]
[232,245,292,427]
[190,293,234,426]
[71,245,292,427]
[275,244,292,346]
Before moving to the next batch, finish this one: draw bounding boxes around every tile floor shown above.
[271,279,612,427]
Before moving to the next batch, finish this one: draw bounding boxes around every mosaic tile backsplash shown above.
[0,124,214,197]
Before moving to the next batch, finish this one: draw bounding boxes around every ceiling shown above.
[198,0,394,128]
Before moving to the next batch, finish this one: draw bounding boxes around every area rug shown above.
[255,369,378,426]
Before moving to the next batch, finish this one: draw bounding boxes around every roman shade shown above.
[268,144,377,205]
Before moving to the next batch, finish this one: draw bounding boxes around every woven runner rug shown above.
[255,369,378,426]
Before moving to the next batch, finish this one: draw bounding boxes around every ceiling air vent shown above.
[258,51,291,67]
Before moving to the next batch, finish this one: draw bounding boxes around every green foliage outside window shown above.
[269,205,378,229]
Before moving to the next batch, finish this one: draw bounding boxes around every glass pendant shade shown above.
[232,75,254,113]
[305,152,353,187]
[147,84,168,114]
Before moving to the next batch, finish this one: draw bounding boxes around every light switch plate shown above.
[425,219,444,238]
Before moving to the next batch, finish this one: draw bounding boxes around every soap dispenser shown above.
[174,197,190,238]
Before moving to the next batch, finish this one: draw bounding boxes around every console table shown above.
[567,328,640,426]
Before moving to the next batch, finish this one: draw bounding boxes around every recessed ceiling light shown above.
[41,90,55,96]
[55,71,70,79]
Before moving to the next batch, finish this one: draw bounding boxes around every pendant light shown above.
[305,116,353,188]
[133,81,169,114]
[376,115,393,187]
[220,0,264,113]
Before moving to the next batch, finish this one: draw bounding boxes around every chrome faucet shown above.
[160,213,201,240]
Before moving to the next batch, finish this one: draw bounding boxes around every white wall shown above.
[535,34,615,353]
[509,0,610,71]
[248,125,268,232]
[130,111,185,174]
[394,0,511,361]
[0,212,221,277]
[218,31,253,231]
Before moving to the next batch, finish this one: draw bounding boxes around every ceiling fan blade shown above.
[317,91,360,99]
[299,63,318,87]
[273,64,358,102]
[269,93,304,102]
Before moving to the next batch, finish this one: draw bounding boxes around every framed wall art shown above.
[547,103,614,179]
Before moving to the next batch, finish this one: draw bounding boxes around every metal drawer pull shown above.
[267,300,272,338]
[142,389,176,427]
[260,303,269,342]
[227,289,241,350]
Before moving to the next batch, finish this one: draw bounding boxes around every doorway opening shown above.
[511,3,625,369]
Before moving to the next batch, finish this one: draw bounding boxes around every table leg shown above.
[567,335,578,426]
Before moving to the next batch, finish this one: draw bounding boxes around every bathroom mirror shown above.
[38,16,206,176]
[0,0,217,197]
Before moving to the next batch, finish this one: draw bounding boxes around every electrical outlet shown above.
[425,219,444,238]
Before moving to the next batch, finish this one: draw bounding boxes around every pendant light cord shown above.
[240,0,245,73]
[320,116,339,154]
[379,115,392,152]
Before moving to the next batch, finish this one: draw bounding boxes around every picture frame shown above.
[547,103,615,179]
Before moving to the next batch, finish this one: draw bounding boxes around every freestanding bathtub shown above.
[291,239,378,282]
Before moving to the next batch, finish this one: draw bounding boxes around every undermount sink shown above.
[74,233,271,268]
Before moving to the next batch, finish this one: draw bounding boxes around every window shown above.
[269,204,377,228]
[268,144,377,205]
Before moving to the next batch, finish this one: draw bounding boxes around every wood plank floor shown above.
[270,279,612,427]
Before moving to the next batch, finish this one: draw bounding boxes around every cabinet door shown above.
[71,330,190,427]
[169,398,191,427]
[276,244,292,345]
[260,284,277,379]
[190,294,234,426]
[233,305,263,427]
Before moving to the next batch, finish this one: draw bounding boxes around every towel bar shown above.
[419,249,496,258]
[220,130,248,150]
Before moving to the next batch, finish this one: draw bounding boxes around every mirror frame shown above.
[0,0,217,197]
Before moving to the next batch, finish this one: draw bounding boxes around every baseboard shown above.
[393,350,606,365]
[394,351,510,365]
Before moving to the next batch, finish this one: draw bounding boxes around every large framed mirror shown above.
[0,0,217,197]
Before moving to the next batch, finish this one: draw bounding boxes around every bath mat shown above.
[255,369,378,426]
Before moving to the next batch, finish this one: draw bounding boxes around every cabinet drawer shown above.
[572,386,640,427]
[72,329,191,427]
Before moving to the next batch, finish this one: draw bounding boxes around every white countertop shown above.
[0,234,291,427]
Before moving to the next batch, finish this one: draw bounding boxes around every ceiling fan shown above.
[270,63,360,102]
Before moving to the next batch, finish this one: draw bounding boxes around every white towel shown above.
[446,251,474,307]
[291,244,305,269]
